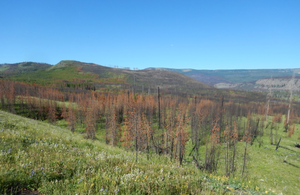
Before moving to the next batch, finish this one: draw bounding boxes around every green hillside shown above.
[9,66,101,85]
[0,62,51,74]
[2,108,300,194]
[0,110,256,194]
[0,60,270,103]
[3,60,211,95]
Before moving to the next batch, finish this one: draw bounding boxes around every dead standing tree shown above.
[285,72,295,132]
[48,100,56,124]
[165,98,179,160]
[107,111,118,146]
[1,81,16,113]
[84,99,97,139]
[265,86,272,125]
[141,113,152,160]
[67,101,76,133]
[175,102,189,165]
[224,121,239,177]
[204,118,221,173]
[120,97,143,162]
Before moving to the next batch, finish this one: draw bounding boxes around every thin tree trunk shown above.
[158,87,161,129]
[135,115,138,162]
[270,122,273,145]
[242,142,247,177]
[232,144,236,176]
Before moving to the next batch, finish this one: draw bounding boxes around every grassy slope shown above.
[1,110,282,195]
[248,117,300,195]
[9,66,98,84]
[235,117,300,195]
[182,114,300,195]
[0,62,51,74]
[0,65,10,72]
[1,109,300,194]
[0,110,232,194]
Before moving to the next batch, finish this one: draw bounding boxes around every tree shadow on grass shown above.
[284,161,300,169]
[280,145,297,153]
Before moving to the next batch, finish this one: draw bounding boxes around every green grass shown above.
[182,114,300,195]
[8,66,128,88]
[0,65,10,72]
[2,109,298,194]
[9,66,96,84]
[231,118,300,195]
[247,117,300,195]
[0,110,248,195]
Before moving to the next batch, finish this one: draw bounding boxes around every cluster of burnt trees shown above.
[0,80,299,174]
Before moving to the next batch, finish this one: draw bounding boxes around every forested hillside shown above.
[1,79,300,194]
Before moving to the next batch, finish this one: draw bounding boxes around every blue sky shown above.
[1,0,299,70]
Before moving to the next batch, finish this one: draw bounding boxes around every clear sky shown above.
[1,0,299,70]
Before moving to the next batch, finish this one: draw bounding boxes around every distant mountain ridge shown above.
[0,61,211,94]
[0,62,51,74]
[3,61,298,92]
[147,67,300,91]
[217,76,300,91]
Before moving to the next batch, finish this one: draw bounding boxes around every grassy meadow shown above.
[1,110,293,194]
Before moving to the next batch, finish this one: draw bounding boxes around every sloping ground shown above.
[188,72,229,86]
[255,77,300,90]
[0,110,261,195]
[0,62,51,74]
[7,65,101,85]
[147,67,300,86]
[48,60,110,72]
[0,60,269,103]
[3,62,300,91]
[249,115,300,195]
[0,60,271,103]
[4,60,211,94]
[54,60,211,89]
[116,69,211,90]
[215,77,300,91]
